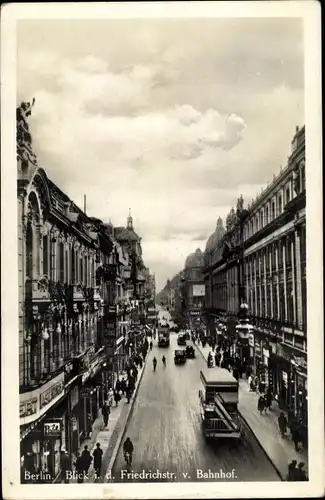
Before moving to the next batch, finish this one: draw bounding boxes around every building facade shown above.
[17,101,149,481]
[183,248,206,330]
[203,125,307,435]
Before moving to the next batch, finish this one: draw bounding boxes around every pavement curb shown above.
[104,350,149,479]
[237,409,284,481]
[196,343,284,481]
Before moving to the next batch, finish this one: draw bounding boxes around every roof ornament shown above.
[17,98,38,166]
[127,208,133,229]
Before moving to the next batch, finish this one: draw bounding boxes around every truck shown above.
[158,323,170,347]
[198,368,241,440]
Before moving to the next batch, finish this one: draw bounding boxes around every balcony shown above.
[30,278,51,303]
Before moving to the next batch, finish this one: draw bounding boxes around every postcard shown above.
[1,1,323,499]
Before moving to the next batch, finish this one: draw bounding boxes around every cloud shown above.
[17,18,304,292]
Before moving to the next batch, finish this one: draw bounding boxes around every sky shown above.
[17,17,304,293]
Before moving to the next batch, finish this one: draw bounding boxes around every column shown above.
[275,243,280,320]
[263,248,267,316]
[269,246,273,318]
[290,233,297,325]
[283,240,287,321]
[33,223,41,279]
[295,229,303,328]
[254,254,258,316]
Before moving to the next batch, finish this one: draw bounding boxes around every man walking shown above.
[102,403,110,428]
[93,443,103,480]
[278,412,288,438]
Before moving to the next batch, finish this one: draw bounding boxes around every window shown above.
[285,187,291,205]
[301,163,306,192]
[260,211,264,228]
[79,256,83,284]
[43,235,48,276]
[59,243,64,282]
[278,240,284,270]
[26,224,33,279]
[84,256,87,286]
[65,249,69,283]
[271,201,276,221]
[265,206,269,225]
[278,194,282,214]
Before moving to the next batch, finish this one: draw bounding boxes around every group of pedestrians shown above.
[73,444,104,483]
[287,459,308,481]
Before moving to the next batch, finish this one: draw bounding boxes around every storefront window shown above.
[42,439,61,479]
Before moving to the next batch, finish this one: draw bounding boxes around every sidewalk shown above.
[69,348,149,483]
[195,342,308,480]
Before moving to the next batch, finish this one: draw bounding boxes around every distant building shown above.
[203,125,307,435]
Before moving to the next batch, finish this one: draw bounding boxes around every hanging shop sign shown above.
[290,355,307,371]
[20,372,65,426]
[43,419,62,438]
[248,334,255,347]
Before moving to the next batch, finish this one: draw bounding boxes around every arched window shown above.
[26,223,33,279]
[43,235,49,276]
[265,205,269,225]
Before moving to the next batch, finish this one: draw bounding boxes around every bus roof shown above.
[200,368,237,386]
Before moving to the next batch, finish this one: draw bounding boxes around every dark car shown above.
[174,350,187,364]
[185,345,195,358]
[177,334,186,346]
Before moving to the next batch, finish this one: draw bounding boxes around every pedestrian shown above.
[138,356,143,368]
[265,388,273,411]
[60,450,72,483]
[126,386,132,404]
[114,389,121,407]
[115,379,121,393]
[278,412,288,438]
[247,374,252,390]
[296,462,307,481]
[102,403,110,427]
[107,387,114,407]
[92,443,103,480]
[215,352,221,367]
[120,378,126,396]
[81,445,92,476]
[257,395,265,414]
[290,421,302,452]
[133,366,138,380]
[233,369,239,381]
[74,452,84,483]
[287,460,297,481]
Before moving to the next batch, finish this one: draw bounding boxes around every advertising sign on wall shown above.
[192,284,205,297]
[20,372,65,426]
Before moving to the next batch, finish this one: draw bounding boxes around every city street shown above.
[111,314,280,482]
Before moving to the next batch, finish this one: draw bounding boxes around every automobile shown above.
[174,350,187,364]
[185,345,195,359]
[177,334,187,346]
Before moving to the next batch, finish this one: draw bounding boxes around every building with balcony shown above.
[203,125,307,434]
[17,101,150,481]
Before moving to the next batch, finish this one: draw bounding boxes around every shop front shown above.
[20,371,66,483]
[77,347,107,440]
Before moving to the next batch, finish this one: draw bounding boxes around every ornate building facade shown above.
[182,248,205,330]
[17,101,150,480]
[203,125,307,433]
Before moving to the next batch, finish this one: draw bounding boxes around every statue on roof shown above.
[226,207,237,232]
[236,194,244,213]
[17,98,37,165]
